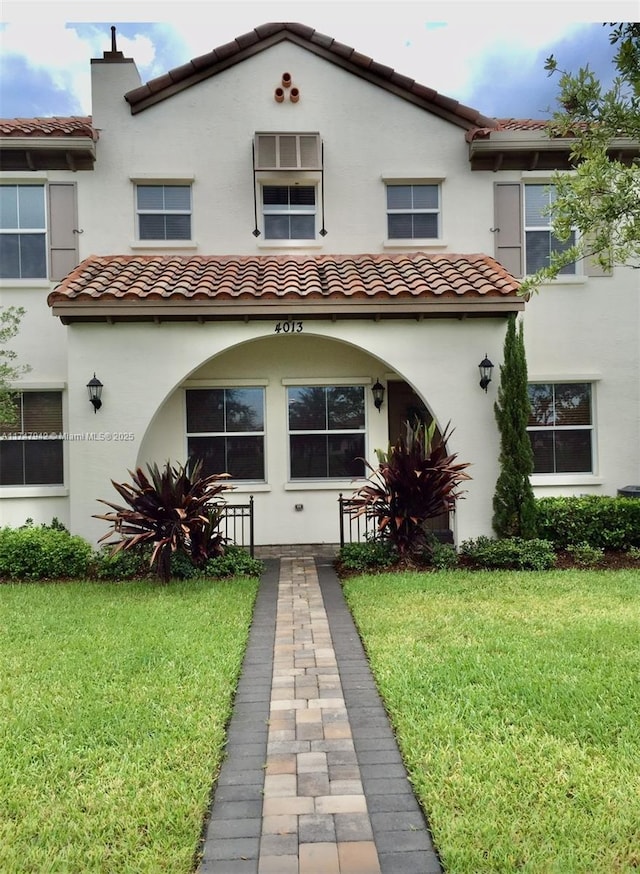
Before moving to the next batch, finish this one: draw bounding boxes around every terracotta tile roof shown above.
[466,117,588,142]
[123,22,498,130]
[0,116,98,140]
[49,253,520,304]
[496,118,551,132]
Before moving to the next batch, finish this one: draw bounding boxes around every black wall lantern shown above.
[478,355,494,393]
[371,379,385,412]
[87,374,103,412]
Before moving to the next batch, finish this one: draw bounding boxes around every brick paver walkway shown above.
[198,553,441,874]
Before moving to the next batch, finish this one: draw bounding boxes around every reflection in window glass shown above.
[527,382,593,473]
[186,388,265,480]
[288,385,366,479]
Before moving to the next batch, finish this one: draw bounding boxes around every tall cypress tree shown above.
[492,315,537,538]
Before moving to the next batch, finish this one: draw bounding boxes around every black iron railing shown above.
[338,493,453,548]
[219,495,254,556]
[338,493,380,547]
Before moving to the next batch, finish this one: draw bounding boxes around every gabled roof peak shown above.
[123,21,499,131]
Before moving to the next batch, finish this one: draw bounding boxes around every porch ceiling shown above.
[48,252,525,323]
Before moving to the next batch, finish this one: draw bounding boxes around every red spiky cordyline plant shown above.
[350,420,472,564]
[94,458,232,583]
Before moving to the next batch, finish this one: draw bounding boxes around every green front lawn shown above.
[0,577,258,873]
[343,569,640,873]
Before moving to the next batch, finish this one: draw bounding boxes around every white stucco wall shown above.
[63,317,507,546]
[2,35,639,542]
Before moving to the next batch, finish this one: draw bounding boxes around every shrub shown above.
[349,420,471,564]
[337,540,397,573]
[460,536,556,571]
[535,496,640,550]
[95,458,232,583]
[93,545,151,580]
[428,540,459,570]
[566,542,605,568]
[205,546,264,579]
[0,525,93,580]
[492,315,537,539]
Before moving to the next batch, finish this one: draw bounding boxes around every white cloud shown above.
[0,0,633,115]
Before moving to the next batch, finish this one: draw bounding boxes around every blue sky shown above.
[0,1,636,120]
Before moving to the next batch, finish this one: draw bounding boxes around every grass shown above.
[342,569,640,873]
[0,576,259,873]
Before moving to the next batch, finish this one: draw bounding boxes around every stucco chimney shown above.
[90,26,142,127]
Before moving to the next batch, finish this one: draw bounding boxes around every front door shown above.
[386,380,451,539]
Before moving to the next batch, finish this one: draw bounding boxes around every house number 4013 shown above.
[274,321,303,333]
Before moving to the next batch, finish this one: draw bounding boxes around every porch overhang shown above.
[468,130,639,172]
[0,119,98,172]
[48,252,525,324]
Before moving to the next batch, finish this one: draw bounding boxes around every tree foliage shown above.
[0,306,30,425]
[520,23,640,292]
[492,316,537,539]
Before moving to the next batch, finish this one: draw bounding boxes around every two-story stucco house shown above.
[1,22,638,548]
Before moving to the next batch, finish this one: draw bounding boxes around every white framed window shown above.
[287,385,366,479]
[0,185,47,279]
[527,382,593,474]
[186,388,265,481]
[386,184,439,239]
[262,185,316,240]
[524,184,576,275]
[136,184,192,241]
[0,391,63,485]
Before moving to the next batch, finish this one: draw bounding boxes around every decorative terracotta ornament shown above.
[290,87,300,103]
[274,87,285,103]
[282,72,292,88]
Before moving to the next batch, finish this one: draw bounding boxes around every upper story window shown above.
[263,186,316,240]
[136,185,192,241]
[287,385,366,479]
[524,184,576,275]
[0,391,64,485]
[186,387,265,481]
[0,185,46,279]
[386,184,440,239]
[527,382,593,474]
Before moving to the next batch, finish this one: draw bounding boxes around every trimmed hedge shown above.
[0,522,264,582]
[460,536,556,570]
[337,541,397,572]
[0,524,93,580]
[535,496,640,550]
